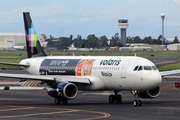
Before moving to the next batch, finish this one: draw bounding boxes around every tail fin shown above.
[163,37,169,48]
[23,12,47,58]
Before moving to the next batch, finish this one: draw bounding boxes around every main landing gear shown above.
[109,90,122,104]
[132,90,141,107]
[54,97,68,105]
[54,92,68,105]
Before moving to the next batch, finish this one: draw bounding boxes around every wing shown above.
[0,73,91,84]
[160,70,180,79]
[160,70,180,77]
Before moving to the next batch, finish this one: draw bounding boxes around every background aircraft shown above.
[11,42,24,50]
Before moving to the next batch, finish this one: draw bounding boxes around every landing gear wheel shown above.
[116,94,122,103]
[137,100,141,106]
[61,98,68,105]
[109,94,115,104]
[133,100,138,106]
[54,98,61,105]
[133,100,142,106]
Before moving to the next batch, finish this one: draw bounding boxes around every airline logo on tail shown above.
[27,23,39,53]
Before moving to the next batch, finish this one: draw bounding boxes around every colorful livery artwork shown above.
[75,59,95,76]
[39,59,95,76]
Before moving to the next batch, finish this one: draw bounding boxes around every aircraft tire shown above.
[137,100,142,106]
[109,94,115,104]
[116,94,122,103]
[133,100,142,106]
[133,100,138,106]
[54,98,61,105]
[62,98,68,105]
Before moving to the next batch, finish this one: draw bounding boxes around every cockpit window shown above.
[134,66,158,71]
[138,66,143,71]
[152,66,158,70]
[134,66,139,71]
[144,66,152,70]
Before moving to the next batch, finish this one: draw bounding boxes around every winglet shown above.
[23,12,47,58]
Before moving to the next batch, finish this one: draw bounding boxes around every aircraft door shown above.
[121,60,130,78]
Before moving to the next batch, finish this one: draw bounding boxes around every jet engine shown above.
[138,86,161,98]
[47,82,78,100]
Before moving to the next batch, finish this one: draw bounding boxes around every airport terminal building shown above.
[0,33,47,50]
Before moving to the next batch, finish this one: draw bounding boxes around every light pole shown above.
[161,13,165,45]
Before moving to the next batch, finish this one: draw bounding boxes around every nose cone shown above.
[148,72,162,89]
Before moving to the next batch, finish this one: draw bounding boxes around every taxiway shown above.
[0,80,180,120]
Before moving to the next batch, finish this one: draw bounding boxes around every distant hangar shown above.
[0,33,47,50]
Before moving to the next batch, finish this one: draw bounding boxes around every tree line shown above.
[45,33,179,50]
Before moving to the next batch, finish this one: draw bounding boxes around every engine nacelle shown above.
[138,86,161,98]
[47,83,78,100]
[57,82,78,100]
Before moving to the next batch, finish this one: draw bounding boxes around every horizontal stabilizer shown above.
[0,62,30,67]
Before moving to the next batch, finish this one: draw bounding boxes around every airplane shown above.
[11,42,24,50]
[0,12,179,107]
[163,37,170,48]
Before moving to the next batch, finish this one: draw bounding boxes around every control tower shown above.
[118,19,128,46]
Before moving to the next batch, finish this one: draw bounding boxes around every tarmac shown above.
[0,80,180,120]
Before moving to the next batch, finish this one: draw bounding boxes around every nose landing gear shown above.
[132,90,141,106]
[133,100,141,106]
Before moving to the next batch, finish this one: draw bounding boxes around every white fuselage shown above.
[20,56,162,91]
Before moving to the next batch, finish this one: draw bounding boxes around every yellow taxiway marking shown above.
[33,81,40,86]
[27,81,34,86]
[0,107,34,112]
[22,81,31,86]
[23,81,40,86]
[0,106,110,120]
[78,110,111,120]
[0,109,80,119]
[30,81,39,86]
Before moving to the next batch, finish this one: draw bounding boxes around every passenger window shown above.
[152,66,158,70]
[138,66,143,71]
[134,66,139,71]
[144,66,152,70]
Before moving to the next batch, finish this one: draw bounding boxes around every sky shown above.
[0,0,180,39]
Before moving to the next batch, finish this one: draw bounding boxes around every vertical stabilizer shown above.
[23,12,47,58]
